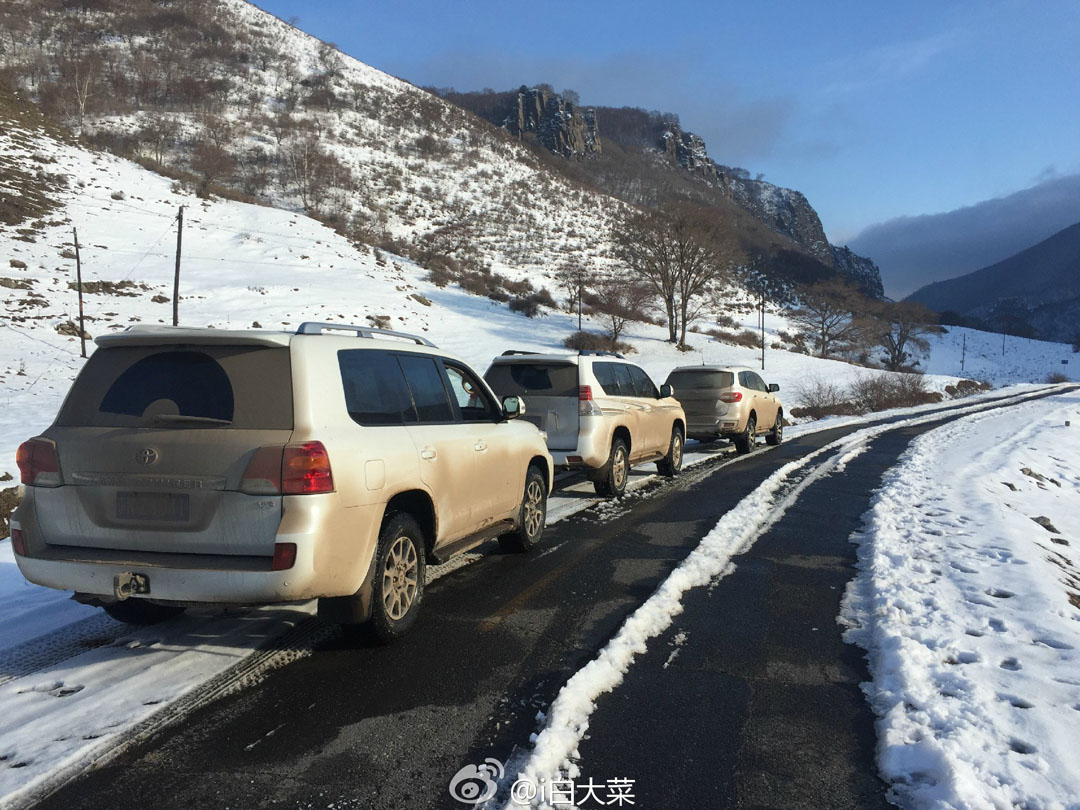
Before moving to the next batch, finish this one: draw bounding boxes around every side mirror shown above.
[503,395,525,419]
[659,384,674,399]
[768,383,780,393]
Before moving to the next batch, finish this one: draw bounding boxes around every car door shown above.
[442,360,521,526]
[746,372,777,430]
[397,353,477,543]
[625,364,665,455]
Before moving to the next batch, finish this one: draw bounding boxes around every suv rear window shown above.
[484,362,578,398]
[56,345,293,430]
[667,370,735,390]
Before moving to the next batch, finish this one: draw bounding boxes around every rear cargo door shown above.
[483,361,579,451]
[36,344,293,557]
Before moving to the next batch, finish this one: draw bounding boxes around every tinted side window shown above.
[445,364,499,422]
[626,365,658,398]
[397,355,454,423]
[738,371,750,389]
[612,364,635,397]
[747,373,767,392]
[592,362,621,395]
[338,350,416,426]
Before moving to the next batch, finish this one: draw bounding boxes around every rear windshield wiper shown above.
[150,414,232,426]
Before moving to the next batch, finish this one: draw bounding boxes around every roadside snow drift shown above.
[842,390,1080,809]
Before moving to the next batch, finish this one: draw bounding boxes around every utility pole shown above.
[759,293,765,370]
[73,226,86,358]
[1002,331,1006,357]
[577,282,582,331]
[961,333,966,373]
[172,205,184,326]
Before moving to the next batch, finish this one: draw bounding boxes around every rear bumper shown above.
[10,492,381,604]
[14,551,321,604]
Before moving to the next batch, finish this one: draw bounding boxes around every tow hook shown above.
[113,572,150,600]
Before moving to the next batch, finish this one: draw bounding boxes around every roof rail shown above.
[296,321,436,347]
[500,349,540,356]
[579,350,625,358]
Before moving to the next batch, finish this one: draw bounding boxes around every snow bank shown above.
[842,390,1080,809]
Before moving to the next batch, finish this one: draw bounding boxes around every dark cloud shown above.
[847,173,1080,298]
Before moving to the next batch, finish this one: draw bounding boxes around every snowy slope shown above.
[841,391,1080,809]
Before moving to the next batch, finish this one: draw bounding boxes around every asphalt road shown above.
[33,389,1071,810]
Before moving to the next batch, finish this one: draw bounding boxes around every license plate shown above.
[116,492,190,522]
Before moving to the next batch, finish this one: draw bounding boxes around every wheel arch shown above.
[382,489,437,557]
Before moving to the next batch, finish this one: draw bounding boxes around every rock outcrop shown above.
[503,87,601,159]
[830,245,885,298]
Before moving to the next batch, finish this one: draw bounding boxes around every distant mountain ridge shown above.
[906,221,1080,342]
[434,86,884,296]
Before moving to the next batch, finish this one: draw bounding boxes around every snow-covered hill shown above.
[2,110,1075,485]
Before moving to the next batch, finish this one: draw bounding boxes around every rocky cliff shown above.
[830,245,885,298]
[503,86,601,159]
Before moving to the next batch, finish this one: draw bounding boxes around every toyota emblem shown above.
[136,448,159,466]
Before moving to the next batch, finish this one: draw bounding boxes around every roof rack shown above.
[500,349,540,356]
[579,350,625,358]
[296,321,436,347]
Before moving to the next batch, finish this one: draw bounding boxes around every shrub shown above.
[849,372,939,412]
[1046,372,1070,383]
[707,328,759,348]
[792,376,852,419]
[562,331,633,354]
[509,295,541,318]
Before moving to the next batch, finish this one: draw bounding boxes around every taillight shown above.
[240,445,285,494]
[579,385,601,417]
[10,529,28,556]
[282,441,334,494]
[272,542,297,571]
[719,392,743,403]
[16,438,62,487]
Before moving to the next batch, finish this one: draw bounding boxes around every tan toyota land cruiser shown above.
[10,323,553,642]
[484,351,686,497]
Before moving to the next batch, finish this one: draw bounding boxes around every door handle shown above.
[474,441,487,452]
[420,447,437,460]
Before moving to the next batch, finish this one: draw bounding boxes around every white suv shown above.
[11,323,553,642]
[484,351,685,497]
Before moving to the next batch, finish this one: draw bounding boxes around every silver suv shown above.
[484,351,685,497]
[11,323,553,642]
[664,365,783,453]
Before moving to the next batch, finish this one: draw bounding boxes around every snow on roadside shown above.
[841,390,1080,809]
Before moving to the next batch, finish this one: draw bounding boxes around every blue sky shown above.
[253,0,1080,245]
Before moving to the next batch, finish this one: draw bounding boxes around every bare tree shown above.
[279,135,350,212]
[554,261,592,329]
[870,300,941,371]
[191,141,236,194]
[787,278,867,358]
[611,204,737,348]
[412,218,475,269]
[588,273,652,344]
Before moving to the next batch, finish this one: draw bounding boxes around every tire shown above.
[102,600,186,625]
[499,465,548,552]
[369,513,426,643]
[734,415,756,455]
[766,410,783,446]
[657,425,684,477]
[593,437,630,498]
